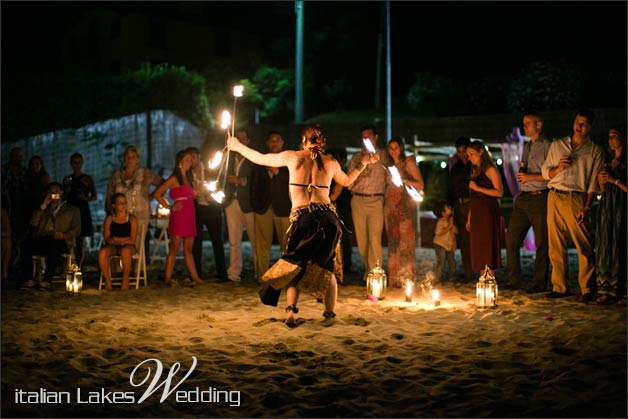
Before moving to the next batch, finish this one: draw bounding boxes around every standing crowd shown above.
[1,109,626,326]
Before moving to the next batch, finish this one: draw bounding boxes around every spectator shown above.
[188,146,228,282]
[433,200,458,284]
[541,109,604,302]
[223,128,256,282]
[448,137,473,282]
[383,136,424,288]
[466,141,504,276]
[1,147,29,244]
[347,125,387,279]
[328,148,354,279]
[63,152,97,267]
[24,155,52,221]
[152,149,204,287]
[250,132,292,279]
[105,145,163,254]
[2,194,12,288]
[20,182,81,289]
[595,125,627,305]
[98,193,138,291]
[505,111,551,293]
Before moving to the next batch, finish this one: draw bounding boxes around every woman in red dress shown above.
[466,141,504,275]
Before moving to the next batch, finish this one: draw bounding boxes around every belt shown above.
[456,198,470,203]
[353,192,384,198]
[521,190,548,195]
[550,188,585,195]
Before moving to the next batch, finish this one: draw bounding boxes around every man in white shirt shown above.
[541,109,604,302]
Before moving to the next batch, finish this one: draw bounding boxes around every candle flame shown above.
[211,190,225,203]
[388,166,404,187]
[405,185,424,202]
[431,289,440,301]
[208,151,223,169]
[362,138,376,155]
[221,110,232,129]
[233,85,244,97]
[405,281,413,297]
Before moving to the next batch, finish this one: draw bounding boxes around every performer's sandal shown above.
[322,311,336,318]
[285,304,299,314]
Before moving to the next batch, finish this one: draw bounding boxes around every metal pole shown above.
[295,0,304,123]
[385,0,392,141]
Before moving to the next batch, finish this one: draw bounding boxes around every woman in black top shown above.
[98,193,138,291]
[63,152,97,267]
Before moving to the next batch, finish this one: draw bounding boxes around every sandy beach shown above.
[1,245,626,418]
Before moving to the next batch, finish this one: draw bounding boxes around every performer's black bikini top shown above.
[289,183,329,190]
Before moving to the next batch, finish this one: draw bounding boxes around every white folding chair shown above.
[98,223,147,290]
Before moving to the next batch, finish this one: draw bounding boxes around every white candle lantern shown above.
[432,289,441,307]
[65,264,83,295]
[366,260,387,301]
[476,265,498,308]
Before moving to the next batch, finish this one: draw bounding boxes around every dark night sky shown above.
[2,1,627,107]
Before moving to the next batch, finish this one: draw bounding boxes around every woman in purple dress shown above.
[466,141,504,275]
[152,149,204,287]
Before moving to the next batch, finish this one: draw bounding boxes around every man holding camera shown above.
[21,182,81,289]
[541,109,604,302]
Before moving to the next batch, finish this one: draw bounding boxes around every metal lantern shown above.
[476,265,497,308]
[366,260,387,301]
[65,264,83,296]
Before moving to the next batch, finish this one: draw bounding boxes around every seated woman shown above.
[98,193,138,291]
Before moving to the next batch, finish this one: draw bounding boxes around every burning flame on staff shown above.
[208,151,224,170]
[387,165,423,202]
[362,137,377,155]
[221,110,232,130]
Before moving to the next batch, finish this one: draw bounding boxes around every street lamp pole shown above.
[295,0,304,123]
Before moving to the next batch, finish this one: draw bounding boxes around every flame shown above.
[211,190,225,203]
[221,110,232,129]
[208,151,223,169]
[405,185,424,202]
[205,180,219,192]
[388,166,404,187]
[405,281,413,297]
[362,138,376,155]
[431,289,440,302]
[233,85,244,97]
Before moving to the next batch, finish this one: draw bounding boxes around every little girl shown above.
[433,200,458,283]
[98,193,138,291]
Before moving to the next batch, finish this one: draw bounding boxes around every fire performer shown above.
[227,125,378,327]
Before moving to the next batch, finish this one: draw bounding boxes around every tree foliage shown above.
[506,60,584,112]
[240,66,294,123]
[406,72,462,116]
[2,64,213,142]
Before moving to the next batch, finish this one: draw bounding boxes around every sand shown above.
[1,245,626,418]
